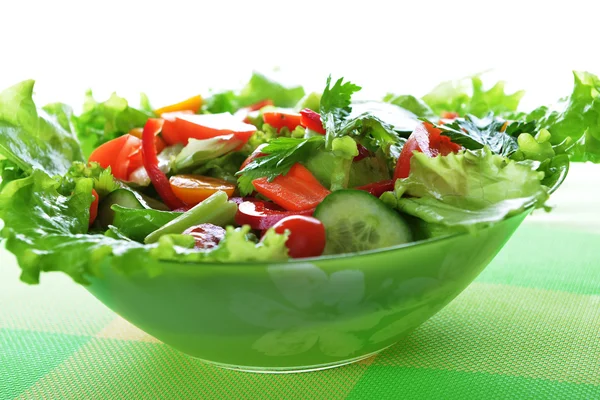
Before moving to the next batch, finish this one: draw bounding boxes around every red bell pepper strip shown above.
[356,180,395,197]
[263,111,302,132]
[299,109,326,134]
[235,200,314,230]
[252,163,331,211]
[141,118,186,210]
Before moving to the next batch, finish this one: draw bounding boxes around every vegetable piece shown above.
[111,205,181,242]
[394,123,461,179]
[385,147,550,230]
[88,134,139,180]
[270,216,326,258]
[356,180,394,197]
[237,72,305,108]
[263,111,302,132]
[235,200,314,230]
[182,223,226,250]
[0,80,85,176]
[161,113,257,146]
[155,95,202,116]
[169,175,236,206]
[240,144,267,171]
[89,189,99,226]
[144,191,236,244]
[160,110,193,145]
[141,118,186,210]
[173,134,242,171]
[96,189,146,229]
[252,163,331,211]
[236,136,325,195]
[314,190,412,255]
[422,76,524,118]
[354,143,371,162]
[299,108,326,134]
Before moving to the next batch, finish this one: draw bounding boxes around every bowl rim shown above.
[144,207,533,269]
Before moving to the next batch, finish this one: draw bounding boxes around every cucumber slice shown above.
[97,189,146,229]
[314,190,413,255]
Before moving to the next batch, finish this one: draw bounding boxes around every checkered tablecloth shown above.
[1,164,599,400]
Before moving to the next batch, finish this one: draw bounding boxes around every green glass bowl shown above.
[85,211,529,372]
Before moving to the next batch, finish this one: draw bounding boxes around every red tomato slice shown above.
[161,112,257,146]
[263,111,302,132]
[394,123,461,179]
[89,135,136,180]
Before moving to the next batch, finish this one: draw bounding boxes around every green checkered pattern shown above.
[1,165,599,400]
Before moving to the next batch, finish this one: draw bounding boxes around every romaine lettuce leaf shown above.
[0,80,85,176]
[382,94,436,119]
[238,72,305,108]
[112,205,182,242]
[383,147,549,230]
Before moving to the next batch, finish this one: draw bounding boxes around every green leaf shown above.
[73,90,153,158]
[320,76,362,148]
[431,114,520,157]
[528,71,600,162]
[422,76,524,118]
[236,136,325,195]
[0,80,85,176]
[238,72,305,108]
[383,94,436,118]
[174,135,243,171]
[389,147,549,230]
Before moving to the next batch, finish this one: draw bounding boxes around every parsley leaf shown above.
[430,114,534,157]
[320,76,362,148]
[236,136,325,195]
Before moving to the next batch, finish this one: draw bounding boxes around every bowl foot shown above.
[192,344,395,374]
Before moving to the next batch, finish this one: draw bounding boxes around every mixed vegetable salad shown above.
[1,71,599,284]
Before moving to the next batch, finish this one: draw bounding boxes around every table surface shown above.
[1,164,599,400]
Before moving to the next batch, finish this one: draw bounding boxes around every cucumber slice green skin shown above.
[314,190,413,255]
[97,189,146,230]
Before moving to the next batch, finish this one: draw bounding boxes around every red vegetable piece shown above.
[182,223,226,250]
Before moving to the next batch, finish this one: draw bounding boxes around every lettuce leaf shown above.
[527,71,600,163]
[422,76,524,118]
[0,80,85,176]
[238,72,305,108]
[0,169,289,284]
[382,147,549,230]
[73,90,153,158]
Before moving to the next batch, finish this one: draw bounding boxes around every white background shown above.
[1,0,599,227]
[1,0,599,109]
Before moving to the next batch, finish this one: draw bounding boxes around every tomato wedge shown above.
[170,175,236,206]
[247,99,274,111]
[252,163,331,211]
[89,189,99,226]
[263,111,302,132]
[394,123,461,180]
[155,95,203,116]
[299,109,326,134]
[235,200,314,230]
[161,112,257,146]
[89,134,141,181]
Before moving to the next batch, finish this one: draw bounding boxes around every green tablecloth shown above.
[1,165,599,399]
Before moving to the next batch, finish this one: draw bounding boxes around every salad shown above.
[0,71,598,284]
